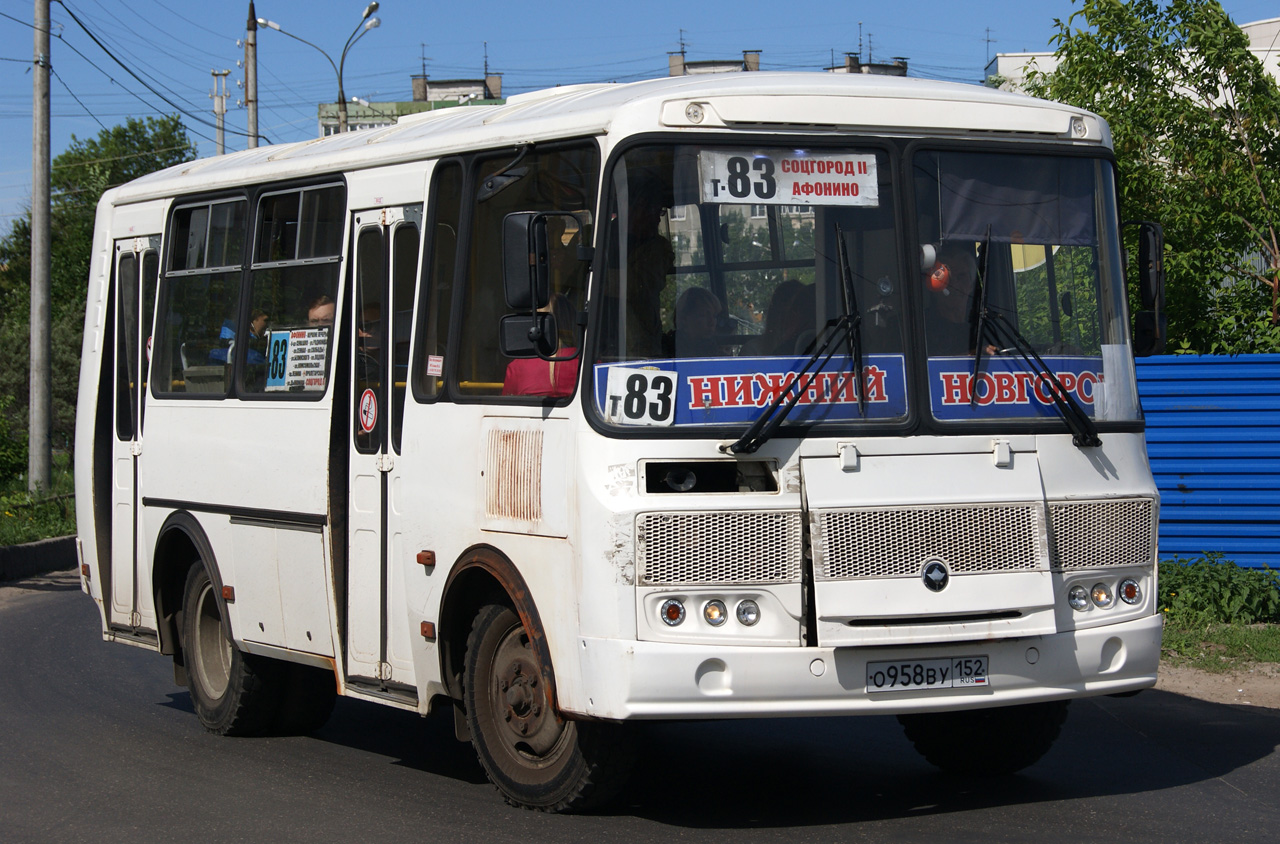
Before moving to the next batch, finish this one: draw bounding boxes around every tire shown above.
[464,603,635,812]
[897,699,1070,777]
[180,563,282,736]
[270,662,338,735]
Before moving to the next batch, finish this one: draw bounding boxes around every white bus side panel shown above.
[140,401,335,657]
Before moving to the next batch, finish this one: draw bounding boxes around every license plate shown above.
[865,656,989,693]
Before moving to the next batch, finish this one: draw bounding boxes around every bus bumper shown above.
[570,613,1162,720]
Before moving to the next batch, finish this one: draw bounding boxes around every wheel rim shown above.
[486,620,568,768]
[192,580,232,700]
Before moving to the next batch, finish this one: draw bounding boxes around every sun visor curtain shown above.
[934,151,1097,247]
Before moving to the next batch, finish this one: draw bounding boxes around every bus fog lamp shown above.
[1091,583,1114,608]
[660,599,686,626]
[1068,584,1090,611]
[704,600,728,626]
[736,599,761,626]
[1119,578,1142,605]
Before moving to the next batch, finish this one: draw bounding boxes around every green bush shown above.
[1158,553,1280,625]
[0,394,26,483]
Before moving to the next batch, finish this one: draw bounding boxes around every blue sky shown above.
[1,0,1277,225]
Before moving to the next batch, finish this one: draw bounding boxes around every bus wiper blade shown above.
[984,312,1101,448]
[724,313,859,454]
[969,224,993,408]
[835,224,866,417]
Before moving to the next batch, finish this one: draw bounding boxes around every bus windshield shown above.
[590,142,1139,433]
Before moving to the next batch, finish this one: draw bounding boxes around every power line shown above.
[52,1,270,144]
[0,11,35,29]
[50,66,106,130]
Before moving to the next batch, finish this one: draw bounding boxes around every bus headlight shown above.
[1119,578,1142,605]
[736,599,761,626]
[660,599,686,626]
[703,600,728,626]
[1091,583,1114,609]
[1068,584,1090,611]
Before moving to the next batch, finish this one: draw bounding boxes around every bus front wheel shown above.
[464,603,634,812]
[180,563,281,736]
[897,699,1070,776]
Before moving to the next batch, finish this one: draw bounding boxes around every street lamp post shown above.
[257,2,380,134]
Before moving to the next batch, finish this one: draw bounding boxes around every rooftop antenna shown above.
[420,42,427,76]
[868,32,873,64]
[679,28,688,57]
[484,41,489,77]
[858,22,863,62]
[985,28,996,65]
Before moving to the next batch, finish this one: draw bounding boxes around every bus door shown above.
[109,237,159,632]
[346,205,422,688]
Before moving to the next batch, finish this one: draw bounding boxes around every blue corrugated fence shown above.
[1135,354,1280,569]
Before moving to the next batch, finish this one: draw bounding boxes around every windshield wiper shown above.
[836,224,866,418]
[724,313,860,454]
[969,224,993,408]
[726,227,864,454]
[963,223,1097,447]
[981,312,1101,448]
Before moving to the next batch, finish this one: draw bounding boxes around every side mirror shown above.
[499,312,558,358]
[502,212,551,311]
[1130,220,1165,356]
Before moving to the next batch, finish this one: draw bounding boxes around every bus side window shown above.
[155,199,246,396]
[413,161,463,401]
[240,184,345,398]
[455,144,598,398]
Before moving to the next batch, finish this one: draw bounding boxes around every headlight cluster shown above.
[1067,577,1143,612]
[659,598,761,628]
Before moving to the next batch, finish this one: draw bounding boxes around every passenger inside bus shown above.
[307,295,336,326]
[502,293,580,397]
[663,286,723,358]
[924,242,981,356]
[623,176,675,358]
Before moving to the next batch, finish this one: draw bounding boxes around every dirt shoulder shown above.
[1156,662,1280,709]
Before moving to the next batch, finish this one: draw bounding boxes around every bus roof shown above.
[105,72,1106,207]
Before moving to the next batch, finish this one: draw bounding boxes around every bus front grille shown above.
[812,497,1157,581]
[813,503,1044,580]
[636,510,803,586]
[1047,498,1156,569]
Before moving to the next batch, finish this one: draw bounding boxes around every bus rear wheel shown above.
[897,699,1070,777]
[464,603,634,812]
[181,563,282,736]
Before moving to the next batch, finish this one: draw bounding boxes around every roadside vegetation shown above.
[1159,554,1280,672]
[1023,0,1280,354]
[0,451,75,548]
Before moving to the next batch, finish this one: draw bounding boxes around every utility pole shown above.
[211,69,231,155]
[29,0,51,493]
[246,2,258,148]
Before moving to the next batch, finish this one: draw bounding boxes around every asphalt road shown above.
[3,572,1279,843]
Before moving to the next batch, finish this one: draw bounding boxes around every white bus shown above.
[76,73,1165,811]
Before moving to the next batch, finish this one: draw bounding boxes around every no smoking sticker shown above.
[358,388,378,433]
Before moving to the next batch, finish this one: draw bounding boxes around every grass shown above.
[1158,554,1280,673]
[0,451,76,547]
[1161,616,1280,673]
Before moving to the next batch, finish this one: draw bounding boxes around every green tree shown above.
[0,116,195,458]
[1026,0,1280,353]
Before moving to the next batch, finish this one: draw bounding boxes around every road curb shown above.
[0,535,77,582]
